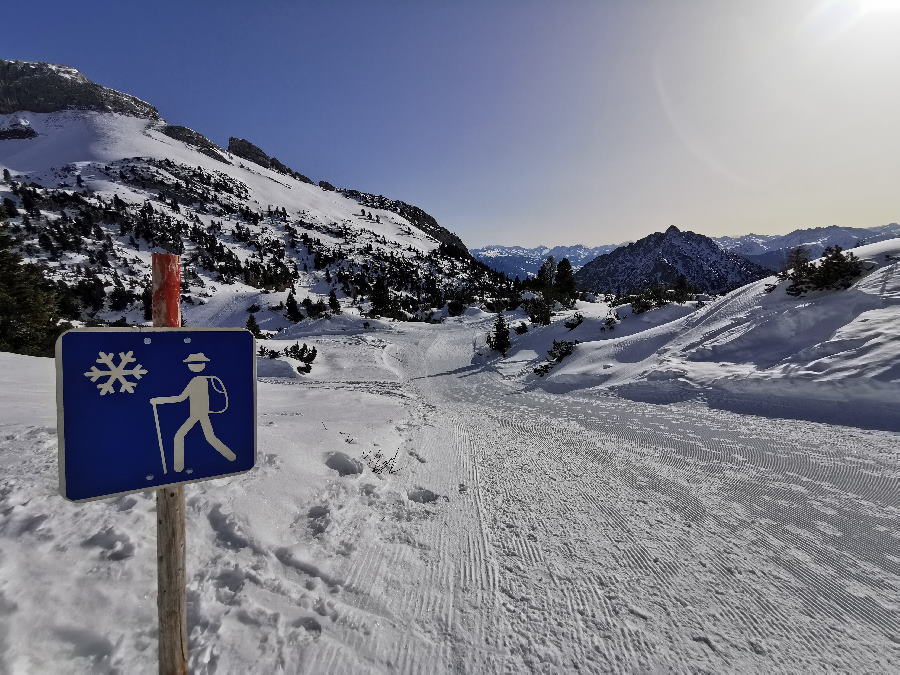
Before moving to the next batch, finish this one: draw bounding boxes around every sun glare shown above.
[857,0,900,13]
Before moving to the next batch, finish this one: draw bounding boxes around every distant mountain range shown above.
[470,244,623,279]
[575,226,769,295]
[712,224,900,271]
[472,223,900,279]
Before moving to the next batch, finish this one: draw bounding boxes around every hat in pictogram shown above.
[183,353,211,363]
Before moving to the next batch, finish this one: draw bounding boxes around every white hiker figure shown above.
[150,353,236,473]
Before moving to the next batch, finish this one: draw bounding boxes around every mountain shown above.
[470,243,622,279]
[713,224,900,271]
[575,225,768,294]
[0,60,508,333]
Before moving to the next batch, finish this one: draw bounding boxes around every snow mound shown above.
[548,239,900,430]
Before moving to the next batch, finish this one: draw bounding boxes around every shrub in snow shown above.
[600,309,620,331]
[283,341,317,373]
[779,245,864,296]
[447,298,465,317]
[564,312,583,330]
[534,339,579,376]
[548,339,577,362]
[514,322,528,335]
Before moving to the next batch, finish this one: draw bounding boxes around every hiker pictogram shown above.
[150,353,237,473]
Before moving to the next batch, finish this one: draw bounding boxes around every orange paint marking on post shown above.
[152,254,182,329]
[151,253,188,675]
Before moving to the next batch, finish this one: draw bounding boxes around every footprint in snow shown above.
[325,451,362,476]
[407,487,443,504]
[81,527,135,561]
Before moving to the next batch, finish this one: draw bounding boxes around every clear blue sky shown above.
[9,0,900,247]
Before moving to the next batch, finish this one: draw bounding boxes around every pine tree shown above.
[536,256,557,290]
[328,289,341,313]
[142,285,153,321]
[0,224,67,356]
[486,312,511,355]
[370,276,391,316]
[245,313,262,338]
[779,246,811,281]
[554,258,577,307]
[285,290,302,322]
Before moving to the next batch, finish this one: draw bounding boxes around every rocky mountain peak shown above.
[575,226,768,294]
[0,59,160,119]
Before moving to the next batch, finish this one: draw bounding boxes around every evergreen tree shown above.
[554,258,577,307]
[525,296,552,325]
[2,168,10,183]
[328,289,341,313]
[245,313,262,338]
[2,198,17,217]
[285,290,302,322]
[535,256,557,289]
[486,311,511,355]
[810,246,863,290]
[109,285,133,312]
[672,274,692,302]
[781,246,811,276]
[369,276,391,316]
[142,285,153,321]
[0,224,67,356]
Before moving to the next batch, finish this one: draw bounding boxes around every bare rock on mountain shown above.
[0,60,159,119]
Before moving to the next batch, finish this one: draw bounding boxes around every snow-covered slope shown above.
[575,225,768,294]
[549,239,900,430]
[0,61,505,330]
[470,243,622,278]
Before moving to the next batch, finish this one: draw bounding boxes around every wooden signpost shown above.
[152,253,188,675]
[56,253,256,674]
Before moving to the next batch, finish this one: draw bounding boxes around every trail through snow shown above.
[0,318,897,673]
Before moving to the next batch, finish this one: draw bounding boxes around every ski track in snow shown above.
[0,319,898,673]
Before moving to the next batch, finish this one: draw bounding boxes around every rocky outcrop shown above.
[159,125,229,163]
[340,189,468,254]
[0,60,159,119]
[0,117,36,140]
[227,137,312,184]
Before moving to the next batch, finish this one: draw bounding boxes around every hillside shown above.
[0,60,508,334]
[575,225,767,294]
[519,239,899,430]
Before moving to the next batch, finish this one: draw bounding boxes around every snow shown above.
[1,298,898,671]
[0,110,440,257]
[530,239,900,431]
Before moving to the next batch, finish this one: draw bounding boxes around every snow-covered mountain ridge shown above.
[713,223,900,270]
[0,61,507,330]
[575,225,768,294]
[476,223,900,279]
[470,243,622,278]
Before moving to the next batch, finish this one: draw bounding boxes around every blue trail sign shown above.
[56,328,256,501]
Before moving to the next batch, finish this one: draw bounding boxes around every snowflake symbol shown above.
[83,351,149,395]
